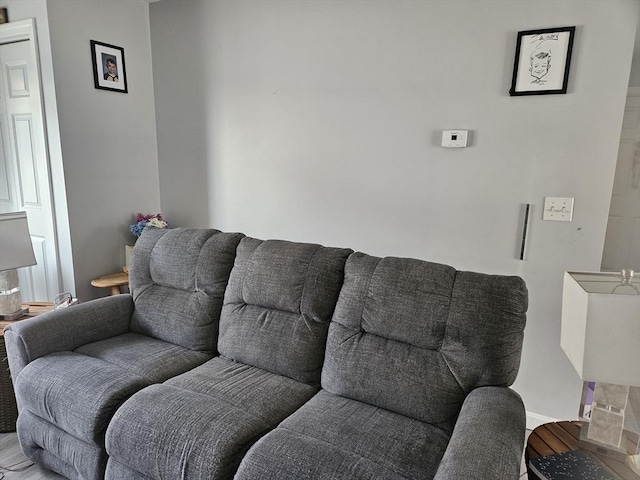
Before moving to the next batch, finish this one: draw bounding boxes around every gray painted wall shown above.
[45,0,161,301]
[150,0,638,424]
[630,9,640,87]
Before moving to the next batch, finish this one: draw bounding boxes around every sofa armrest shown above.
[434,386,525,480]
[3,295,134,381]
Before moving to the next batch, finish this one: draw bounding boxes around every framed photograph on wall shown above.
[509,26,575,96]
[91,40,128,93]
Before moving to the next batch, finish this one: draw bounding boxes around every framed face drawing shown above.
[91,40,128,93]
[509,26,575,96]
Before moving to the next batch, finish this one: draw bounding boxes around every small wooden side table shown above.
[526,421,639,479]
[1,302,54,432]
[91,271,129,295]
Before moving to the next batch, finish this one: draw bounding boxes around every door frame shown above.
[0,18,63,299]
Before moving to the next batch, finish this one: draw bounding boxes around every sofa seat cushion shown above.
[74,332,211,382]
[15,335,210,444]
[235,390,451,480]
[105,356,319,480]
[106,459,154,480]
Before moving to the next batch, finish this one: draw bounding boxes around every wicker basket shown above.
[0,336,18,432]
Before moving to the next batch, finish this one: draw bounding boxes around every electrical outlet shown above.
[543,197,574,222]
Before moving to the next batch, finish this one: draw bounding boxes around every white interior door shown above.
[601,87,640,272]
[0,20,59,301]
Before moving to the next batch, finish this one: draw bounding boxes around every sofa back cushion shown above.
[129,228,244,353]
[218,237,352,386]
[322,252,528,431]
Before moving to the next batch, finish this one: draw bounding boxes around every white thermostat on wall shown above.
[441,130,468,148]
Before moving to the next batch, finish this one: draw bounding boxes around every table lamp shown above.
[561,270,640,469]
[0,211,37,319]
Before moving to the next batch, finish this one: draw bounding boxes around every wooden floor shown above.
[0,430,532,479]
[0,433,63,479]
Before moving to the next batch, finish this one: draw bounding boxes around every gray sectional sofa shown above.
[4,227,528,480]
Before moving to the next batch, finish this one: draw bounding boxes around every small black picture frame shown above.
[509,26,575,96]
[91,40,128,93]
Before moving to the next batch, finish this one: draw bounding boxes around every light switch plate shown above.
[543,197,574,221]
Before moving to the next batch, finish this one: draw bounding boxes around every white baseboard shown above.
[526,411,558,431]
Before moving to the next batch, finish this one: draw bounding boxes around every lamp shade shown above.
[0,211,36,271]
[561,271,640,386]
